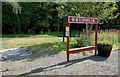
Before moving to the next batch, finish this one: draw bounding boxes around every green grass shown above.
[1,31,78,51]
[1,31,79,38]
[2,37,64,50]
[44,32,63,37]
[1,32,65,50]
[1,31,119,53]
[26,42,66,53]
[2,32,64,38]
[69,31,118,51]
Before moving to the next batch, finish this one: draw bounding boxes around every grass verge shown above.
[1,37,63,50]
[1,31,119,53]
[26,42,66,53]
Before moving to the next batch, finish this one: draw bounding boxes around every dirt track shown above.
[0,48,118,75]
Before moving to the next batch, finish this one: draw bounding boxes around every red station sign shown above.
[66,16,98,61]
[68,16,98,24]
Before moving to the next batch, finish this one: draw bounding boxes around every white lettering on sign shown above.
[68,16,98,24]
[76,18,78,22]
[72,18,75,22]
[92,19,95,23]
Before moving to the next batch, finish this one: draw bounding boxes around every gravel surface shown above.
[0,48,118,75]
[0,48,32,61]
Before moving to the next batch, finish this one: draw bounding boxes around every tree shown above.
[2,2,120,34]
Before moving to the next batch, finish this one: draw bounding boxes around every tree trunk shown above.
[16,14,20,33]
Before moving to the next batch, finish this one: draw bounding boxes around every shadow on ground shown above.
[20,55,108,76]
[1,42,66,62]
[24,42,66,61]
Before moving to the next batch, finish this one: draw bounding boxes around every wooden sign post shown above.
[66,16,98,62]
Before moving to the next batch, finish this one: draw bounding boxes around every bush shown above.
[71,29,94,48]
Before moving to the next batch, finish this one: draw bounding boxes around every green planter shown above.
[97,44,112,57]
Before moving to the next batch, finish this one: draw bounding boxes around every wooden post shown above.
[70,26,71,39]
[63,27,65,42]
[95,22,98,55]
[67,17,70,62]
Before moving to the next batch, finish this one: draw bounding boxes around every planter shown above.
[97,44,112,57]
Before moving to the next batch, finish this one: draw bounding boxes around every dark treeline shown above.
[2,2,120,34]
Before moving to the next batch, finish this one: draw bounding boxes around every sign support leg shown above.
[95,23,98,55]
[67,17,70,62]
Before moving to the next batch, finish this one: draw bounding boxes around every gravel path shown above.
[0,48,118,75]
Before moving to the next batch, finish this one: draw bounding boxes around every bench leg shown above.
[95,49,97,55]
[67,53,69,62]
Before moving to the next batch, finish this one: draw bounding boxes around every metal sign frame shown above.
[66,16,98,62]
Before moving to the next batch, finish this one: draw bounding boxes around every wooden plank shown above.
[69,46,97,54]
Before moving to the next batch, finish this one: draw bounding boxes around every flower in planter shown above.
[98,29,114,45]
[97,29,116,57]
[98,40,113,46]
